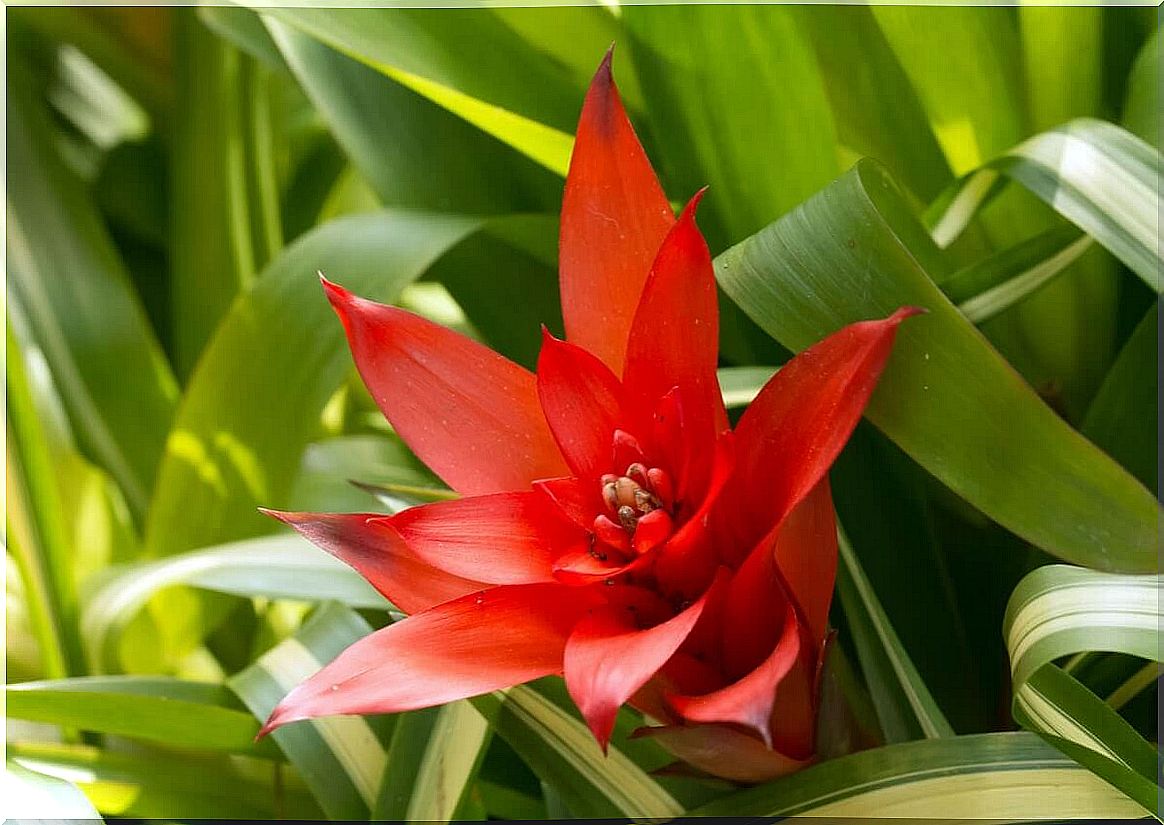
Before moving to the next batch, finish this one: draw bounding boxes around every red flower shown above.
[260,51,921,782]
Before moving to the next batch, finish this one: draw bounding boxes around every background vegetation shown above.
[6,4,1160,820]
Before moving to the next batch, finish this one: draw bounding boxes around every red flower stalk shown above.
[260,50,921,782]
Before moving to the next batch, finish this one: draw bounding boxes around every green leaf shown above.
[6,676,269,754]
[947,227,1095,325]
[4,759,102,820]
[252,6,581,175]
[470,684,684,819]
[1019,7,1104,133]
[7,51,178,519]
[375,702,492,822]
[1082,302,1158,494]
[143,210,480,558]
[798,6,951,203]
[1122,27,1159,147]
[8,740,319,819]
[835,525,955,742]
[228,602,396,821]
[267,17,561,216]
[1004,564,1161,811]
[873,6,1026,174]
[716,159,1159,572]
[930,120,1161,294]
[623,4,839,248]
[288,433,440,514]
[84,534,390,671]
[6,320,83,678]
[689,732,1146,818]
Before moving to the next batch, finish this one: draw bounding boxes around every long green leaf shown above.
[1004,564,1161,811]
[84,534,389,672]
[375,702,492,823]
[716,159,1159,572]
[228,602,396,821]
[251,6,581,175]
[690,732,1145,818]
[930,120,1160,293]
[471,684,684,819]
[6,676,270,754]
[7,51,178,519]
[143,210,479,558]
[1081,302,1158,494]
[1122,27,1159,147]
[835,525,955,742]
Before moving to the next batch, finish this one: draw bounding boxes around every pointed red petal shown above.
[560,49,674,375]
[731,307,923,546]
[667,599,801,747]
[262,510,483,615]
[772,480,838,653]
[623,193,727,493]
[261,583,599,735]
[564,572,724,749]
[536,330,627,479]
[380,492,580,585]
[323,278,568,495]
[632,723,812,783]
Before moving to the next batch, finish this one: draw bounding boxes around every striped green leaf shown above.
[376,702,492,823]
[1004,564,1161,812]
[715,158,1159,573]
[930,120,1160,293]
[690,732,1146,818]
[836,525,955,742]
[6,676,271,754]
[228,602,395,821]
[84,535,390,671]
[471,684,685,819]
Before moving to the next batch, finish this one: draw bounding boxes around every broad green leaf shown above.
[267,18,561,216]
[471,684,684,819]
[715,159,1159,572]
[1082,302,1158,494]
[8,740,319,819]
[798,6,951,203]
[873,6,1025,174]
[8,52,178,519]
[84,534,390,671]
[143,210,479,558]
[199,5,286,69]
[6,676,269,754]
[251,6,582,175]
[1004,564,1161,811]
[622,4,840,249]
[375,702,492,823]
[4,759,102,820]
[930,120,1160,293]
[689,732,1145,818]
[228,602,396,821]
[835,525,955,742]
[1019,6,1104,133]
[170,10,281,376]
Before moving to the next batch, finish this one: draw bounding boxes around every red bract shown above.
[261,51,922,782]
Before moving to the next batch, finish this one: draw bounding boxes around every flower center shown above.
[591,463,675,556]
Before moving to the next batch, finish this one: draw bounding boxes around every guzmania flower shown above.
[260,50,922,782]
